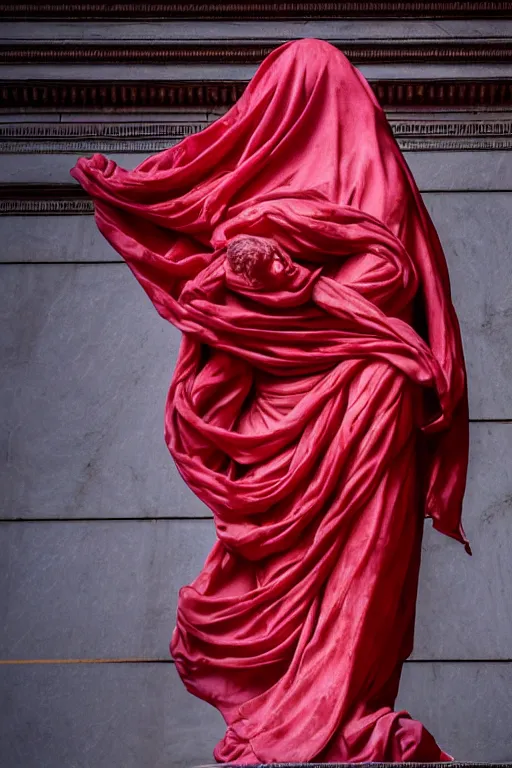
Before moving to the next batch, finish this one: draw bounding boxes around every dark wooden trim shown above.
[0,81,246,110]
[0,183,88,200]
[1,2,511,20]
[1,79,511,111]
[2,40,512,66]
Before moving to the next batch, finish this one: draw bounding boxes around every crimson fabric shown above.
[71,38,470,763]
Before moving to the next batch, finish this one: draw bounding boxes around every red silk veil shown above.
[71,38,470,763]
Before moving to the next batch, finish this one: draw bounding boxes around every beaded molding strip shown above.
[1,2,511,19]
[1,118,511,153]
[1,40,512,65]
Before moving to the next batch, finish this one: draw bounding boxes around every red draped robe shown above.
[71,38,471,764]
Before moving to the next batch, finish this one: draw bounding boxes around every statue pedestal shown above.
[217,764,512,768]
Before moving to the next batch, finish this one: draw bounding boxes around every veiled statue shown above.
[72,38,471,764]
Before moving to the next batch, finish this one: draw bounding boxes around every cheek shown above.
[269,257,286,276]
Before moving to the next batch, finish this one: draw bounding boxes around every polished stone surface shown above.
[1,150,510,189]
[425,193,512,421]
[0,264,209,519]
[0,519,216,660]
[0,215,118,263]
[1,16,511,763]
[1,423,511,661]
[1,192,511,522]
[0,662,510,766]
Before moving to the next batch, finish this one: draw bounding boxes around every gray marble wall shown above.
[1,16,511,767]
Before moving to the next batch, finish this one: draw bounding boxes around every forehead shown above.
[228,236,274,252]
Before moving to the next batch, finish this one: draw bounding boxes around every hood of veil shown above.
[71,38,470,552]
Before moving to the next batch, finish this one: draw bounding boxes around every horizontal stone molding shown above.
[0,121,206,154]
[1,118,511,155]
[0,184,90,215]
[2,40,512,66]
[1,2,511,19]
[0,199,93,215]
[2,79,512,112]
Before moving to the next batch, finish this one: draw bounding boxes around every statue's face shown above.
[226,235,290,287]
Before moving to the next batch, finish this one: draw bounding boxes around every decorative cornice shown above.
[0,81,245,110]
[2,40,512,66]
[0,184,92,215]
[1,2,511,20]
[0,122,208,153]
[1,110,512,215]
[1,118,511,153]
[0,199,93,215]
[2,79,512,111]
[389,117,512,149]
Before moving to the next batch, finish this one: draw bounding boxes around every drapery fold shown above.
[71,38,470,762]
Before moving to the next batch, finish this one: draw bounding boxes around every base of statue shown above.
[210,763,512,767]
